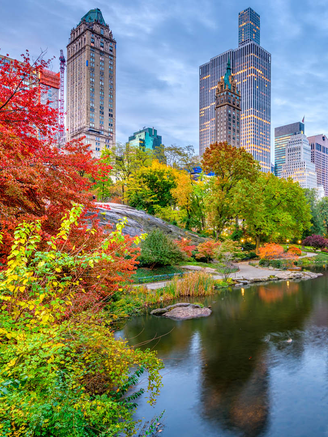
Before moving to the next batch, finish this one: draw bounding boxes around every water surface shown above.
[117,275,328,436]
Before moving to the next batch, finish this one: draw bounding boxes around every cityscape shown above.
[2,2,328,437]
[2,4,327,194]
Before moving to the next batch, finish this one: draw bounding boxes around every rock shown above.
[163,306,212,320]
[151,303,211,320]
[150,308,168,315]
[92,203,205,245]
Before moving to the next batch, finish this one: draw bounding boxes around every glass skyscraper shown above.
[274,122,304,177]
[238,8,260,46]
[199,8,271,172]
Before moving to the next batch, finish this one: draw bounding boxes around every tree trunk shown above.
[255,236,261,254]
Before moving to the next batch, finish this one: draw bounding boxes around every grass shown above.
[133,266,185,283]
[177,260,217,268]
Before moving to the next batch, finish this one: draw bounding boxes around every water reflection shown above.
[118,274,328,436]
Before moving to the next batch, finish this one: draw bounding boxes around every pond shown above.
[116,273,328,437]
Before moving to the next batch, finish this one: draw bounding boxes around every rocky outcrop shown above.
[94,203,205,244]
[150,303,212,320]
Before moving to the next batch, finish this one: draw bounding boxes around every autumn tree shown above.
[125,161,177,214]
[0,52,111,260]
[201,142,260,237]
[235,173,312,251]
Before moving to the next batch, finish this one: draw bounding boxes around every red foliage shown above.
[259,243,284,260]
[195,240,220,262]
[287,246,302,256]
[302,235,328,250]
[0,52,112,261]
[174,238,196,258]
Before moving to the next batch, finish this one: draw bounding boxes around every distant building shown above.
[67,8,116,157]
[214,59,241,148]
[199,7,271,172]
[281,134,319,190]
[128,127,163,150]
[274,121,305,177]
[308,134,328,197]
[238,7,260,46]
[39,69,60,112]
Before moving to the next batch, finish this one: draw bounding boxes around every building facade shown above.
[274,121,304,177]
[214,59,241,147]
[308,134,328,196]
[39,69,60,112]
[281,134,319,190]
[199,7,271,172]
[67,8,116,157]
[128,127,163,150]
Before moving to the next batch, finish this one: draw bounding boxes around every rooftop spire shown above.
[224,58,232,90]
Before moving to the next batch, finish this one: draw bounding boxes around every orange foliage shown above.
[287,246,302,256]
[195,240,220,262]
[174,238,196,258]
[258,243,284,260]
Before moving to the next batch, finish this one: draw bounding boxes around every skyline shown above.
[2,0,328,158]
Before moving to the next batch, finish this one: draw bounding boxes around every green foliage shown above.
[303,189,325,237]
[125,161,177,215]
[215,240,243,280]
[139,230,184,269]
[0,207,163,437]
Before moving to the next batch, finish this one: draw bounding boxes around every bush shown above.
[288,246,302,256]
[0,207,163,436]
[242,242,256,251]
[195,240,220,263]
[259,243,284,260]
[174,238,196,258]
[259,258,269,267]
[302,234,328,250]
[139,229,184,269]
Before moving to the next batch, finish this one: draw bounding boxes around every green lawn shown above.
[133,265,185,283]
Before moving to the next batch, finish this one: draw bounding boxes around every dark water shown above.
[116,275,328,437]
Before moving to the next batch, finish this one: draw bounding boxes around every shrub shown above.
[139,229,184,269]
[242,242,256,251]
[174,238,196,258]
[302,234,328,250]
[195,240,220,263]
[259,258,269,267]
[0,207,163,436]
[287,246,302,256]
[259,243,284,260]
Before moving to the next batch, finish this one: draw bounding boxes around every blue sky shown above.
[2,0,328,158]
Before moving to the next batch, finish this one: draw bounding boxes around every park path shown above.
[139,252,318,290]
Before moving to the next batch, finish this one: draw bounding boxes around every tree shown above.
[125,161,177,214]
[302,234,328,250]
[171,172,208,231]
[303,189,324,237]
[201,142,260,237]
[236,173,312,251]
[317,197,328,236]
[0,53,111,260]
[164,144,195,170]
[106,143,154,201]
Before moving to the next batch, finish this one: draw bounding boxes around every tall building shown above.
[238,7,260,46]
[308,134,328,196]
[67,8,116,157]
[214,59,241,148]
[281,134,319,190]
[128,127,163,150]
[274,121,304,177]
[199,7,271,172]
[39,69,60,112]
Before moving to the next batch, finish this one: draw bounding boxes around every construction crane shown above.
[59,49,66,144]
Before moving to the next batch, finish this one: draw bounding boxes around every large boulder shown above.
[150,303,212,320]
[94,203,205,245]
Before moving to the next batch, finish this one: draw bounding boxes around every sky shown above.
[2,0,328,158]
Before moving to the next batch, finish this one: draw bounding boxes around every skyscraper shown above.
[274,121,304,177]
[67,8,116,157]
[281,134,319,190]
[214,59,241,147]
[308,134,328,196]
[199,7,271,172]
